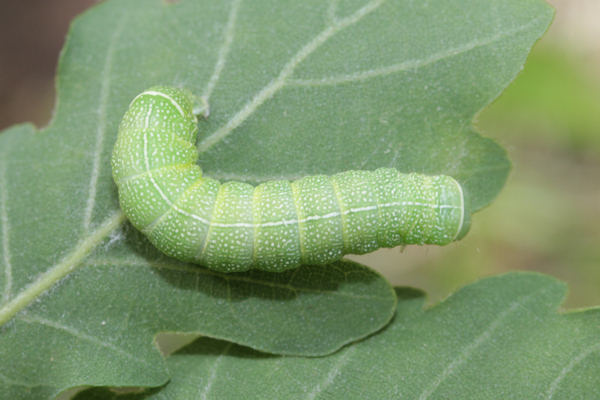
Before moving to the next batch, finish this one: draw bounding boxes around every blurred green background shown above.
[1,0,599,308]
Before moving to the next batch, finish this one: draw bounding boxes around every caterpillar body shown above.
[111,86,471,273]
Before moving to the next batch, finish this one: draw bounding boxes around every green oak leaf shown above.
[0,0,552,398]
[75,273,600,400]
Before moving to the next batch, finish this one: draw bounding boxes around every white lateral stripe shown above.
[131,90,186,118]
[154,195,460,229]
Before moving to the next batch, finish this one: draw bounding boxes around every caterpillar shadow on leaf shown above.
[111,86,471,273]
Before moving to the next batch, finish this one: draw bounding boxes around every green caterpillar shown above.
[111,86,471,272]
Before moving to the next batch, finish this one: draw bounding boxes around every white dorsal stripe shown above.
[131,90,186,118]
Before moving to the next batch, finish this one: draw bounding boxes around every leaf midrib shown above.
[0,211,125,326]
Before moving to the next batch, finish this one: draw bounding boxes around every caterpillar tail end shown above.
[454,184,471,241]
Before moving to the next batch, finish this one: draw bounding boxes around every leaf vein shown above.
[545,342,600,399]
[306,346,357,399]
[0,211,126,326]
[418,285,552,400]
[327,0,339,25]
[197,0,387,153]
[288,16,546,87]
[18,314,150,366]
[199,342,232,400]
[201,0,242,104]
[0,371,43,389]
[82,14,126,232]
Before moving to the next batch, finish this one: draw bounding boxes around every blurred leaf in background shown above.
[480,46,600,156]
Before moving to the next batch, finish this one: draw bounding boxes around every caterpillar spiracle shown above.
[111,86,471,273]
